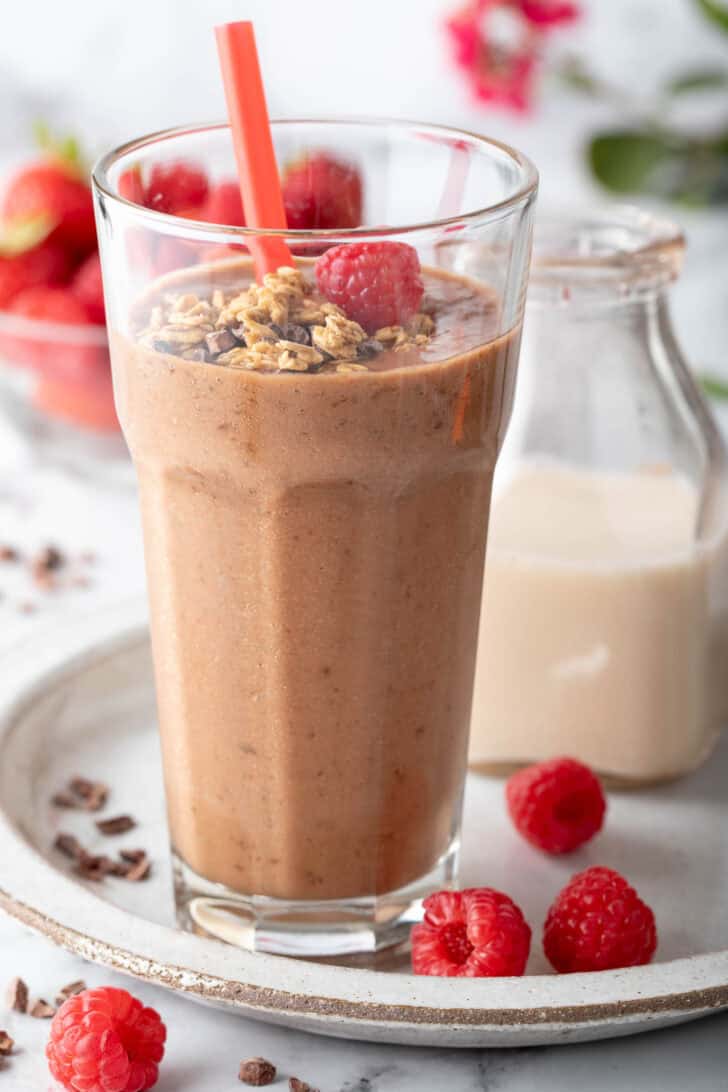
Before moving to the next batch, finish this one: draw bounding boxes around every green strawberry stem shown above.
[33,120,87,179]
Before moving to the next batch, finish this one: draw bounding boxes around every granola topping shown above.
[138,266,434,374]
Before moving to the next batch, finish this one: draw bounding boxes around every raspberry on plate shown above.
[315,241,424,333]
[283,152,363,230]
[543,865,657,973]
[411,887,531,977]
[145,161,209,214]
[46,986,166,1092]
[506,756,606,855]
[2,162,96,256]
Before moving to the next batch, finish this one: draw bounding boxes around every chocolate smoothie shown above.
[112,262,519,902]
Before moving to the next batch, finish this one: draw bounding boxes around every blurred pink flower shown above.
[518,0,579,26]
[445,0,579,112]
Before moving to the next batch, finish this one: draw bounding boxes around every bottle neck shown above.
[505,282,726,543]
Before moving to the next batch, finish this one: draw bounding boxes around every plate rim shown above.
[0,600,726,1033]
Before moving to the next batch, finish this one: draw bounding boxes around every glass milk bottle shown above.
[469,208,728,785]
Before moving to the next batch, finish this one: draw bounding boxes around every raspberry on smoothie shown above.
[315,241,424,332]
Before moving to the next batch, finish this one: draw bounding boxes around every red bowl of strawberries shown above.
[0,134,118,434]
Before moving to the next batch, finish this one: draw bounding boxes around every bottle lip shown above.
[529,205,685,298]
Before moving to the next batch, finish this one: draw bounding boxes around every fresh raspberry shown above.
[543,866,657,973]
[0,239,71,308]
[200,181,245,227]
[145,161,209,214]
[72,252,106,324]
[506,756,606,855]
[411,888,531,977]
[46,986,166,1092]
[2,162,96,255]
[283,152,363,230]
[315,241,423,333]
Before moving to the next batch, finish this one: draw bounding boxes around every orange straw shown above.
[215,20,293,280]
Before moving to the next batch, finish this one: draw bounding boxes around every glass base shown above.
[173,841,458,959]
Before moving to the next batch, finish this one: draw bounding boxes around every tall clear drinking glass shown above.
[93,120,537,956]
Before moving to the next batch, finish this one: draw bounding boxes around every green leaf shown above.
[0,213,57,258]
[700,374,728,401]
[588,123,728,205]
[667,67,728,94]
[696,0,728,33]
[32,119,86,178]
[588,131,673,194]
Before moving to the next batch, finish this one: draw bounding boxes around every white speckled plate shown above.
[0,601,726,1047]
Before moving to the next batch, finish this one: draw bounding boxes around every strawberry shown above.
[71,253,105,324]
[2,286,103,377]
[7,284,91,326]
[0,239,71,309]
[3,163,96,256]
[118,164,145,205]
[145,161,209,214]
[199,181,245,226]
[283,152,363,230]
[34,369,118,433]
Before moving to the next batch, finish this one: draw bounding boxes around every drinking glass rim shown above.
[92,117,539,239]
